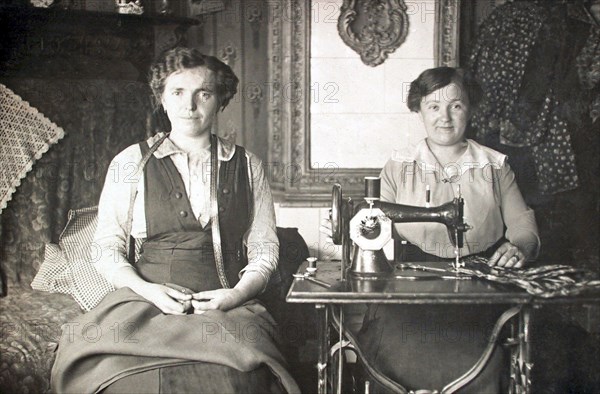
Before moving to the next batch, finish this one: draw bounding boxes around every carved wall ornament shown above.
[219,43,237,68]
[337,0,409,67]
[245,83,263,120]
[247,2,263,48]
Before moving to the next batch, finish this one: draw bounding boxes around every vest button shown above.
[219,207,225,213]
[179,210,188,217]
[222,188,230,195]
[175,192,182,199]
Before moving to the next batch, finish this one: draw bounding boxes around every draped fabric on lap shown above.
[50,288,301,394]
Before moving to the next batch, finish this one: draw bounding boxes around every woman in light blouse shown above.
[382,67,539,266]
[323,67,539,393]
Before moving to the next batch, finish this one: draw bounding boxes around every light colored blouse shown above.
[380,139,540,259]
[93,133,279,285]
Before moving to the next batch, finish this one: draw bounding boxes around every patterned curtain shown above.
[0,78,155,293]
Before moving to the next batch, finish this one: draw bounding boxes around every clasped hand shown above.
[141,283,244,315]
[190,288,244,315]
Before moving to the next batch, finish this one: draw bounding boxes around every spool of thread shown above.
[364,177,381,200]
[306,257,318,274]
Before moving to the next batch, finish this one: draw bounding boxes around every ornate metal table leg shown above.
[519,305,532,393]
[316,304,329,394]
[337,306,344,394]
[507,305,533,394]
[443,305,521,393]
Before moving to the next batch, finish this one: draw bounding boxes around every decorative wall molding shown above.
[267,0,284,188]
[337,0,409,67]
[268,0,460,203]
[247,2,263,48]
[219,42,238,67]
[246,84,263,120]
[436,0,461,67]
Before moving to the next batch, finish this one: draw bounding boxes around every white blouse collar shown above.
[391,139,507,176]
[148,132,236,161]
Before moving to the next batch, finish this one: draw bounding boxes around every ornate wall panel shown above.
[268,0,460,203]
[436,0,461,67]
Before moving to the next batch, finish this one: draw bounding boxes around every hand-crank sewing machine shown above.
[330,177,471,279]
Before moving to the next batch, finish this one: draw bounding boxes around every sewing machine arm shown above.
[354,199,469,248]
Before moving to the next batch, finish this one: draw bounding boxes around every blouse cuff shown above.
[238,265,271,293]
[505,208,540,260]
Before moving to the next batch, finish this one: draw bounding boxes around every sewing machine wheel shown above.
[330,184,343,245]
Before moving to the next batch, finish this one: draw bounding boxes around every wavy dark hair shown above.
[406,67,483,113]
[149,47,239,112]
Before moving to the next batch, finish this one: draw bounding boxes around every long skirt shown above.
[356,244,509,393]
[356,304,508,393]
[50,288,300,393]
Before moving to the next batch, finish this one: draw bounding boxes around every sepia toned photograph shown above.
[1,0,598,393]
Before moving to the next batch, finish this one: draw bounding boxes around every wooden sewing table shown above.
[286,260,600,394]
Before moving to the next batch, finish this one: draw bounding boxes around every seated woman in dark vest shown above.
[51,47,300,394]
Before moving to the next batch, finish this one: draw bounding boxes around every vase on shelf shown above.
[157,0,172,15]
[115,0,144,15]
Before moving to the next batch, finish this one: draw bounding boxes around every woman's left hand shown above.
[488,241,527,268]
[191,288,245,314]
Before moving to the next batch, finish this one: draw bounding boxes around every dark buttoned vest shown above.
[139,139,252,288]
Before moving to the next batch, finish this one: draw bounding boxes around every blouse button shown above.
[179,210,188,218]
[222,188,230,195]
[175,192,182,199]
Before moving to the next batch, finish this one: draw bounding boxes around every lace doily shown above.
[0,83,65,213]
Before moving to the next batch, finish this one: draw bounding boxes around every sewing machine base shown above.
[348,248,394,277]
[287,260,600,394]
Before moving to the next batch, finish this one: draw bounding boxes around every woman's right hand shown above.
[488,241,527,268]
[137,283,193,315]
